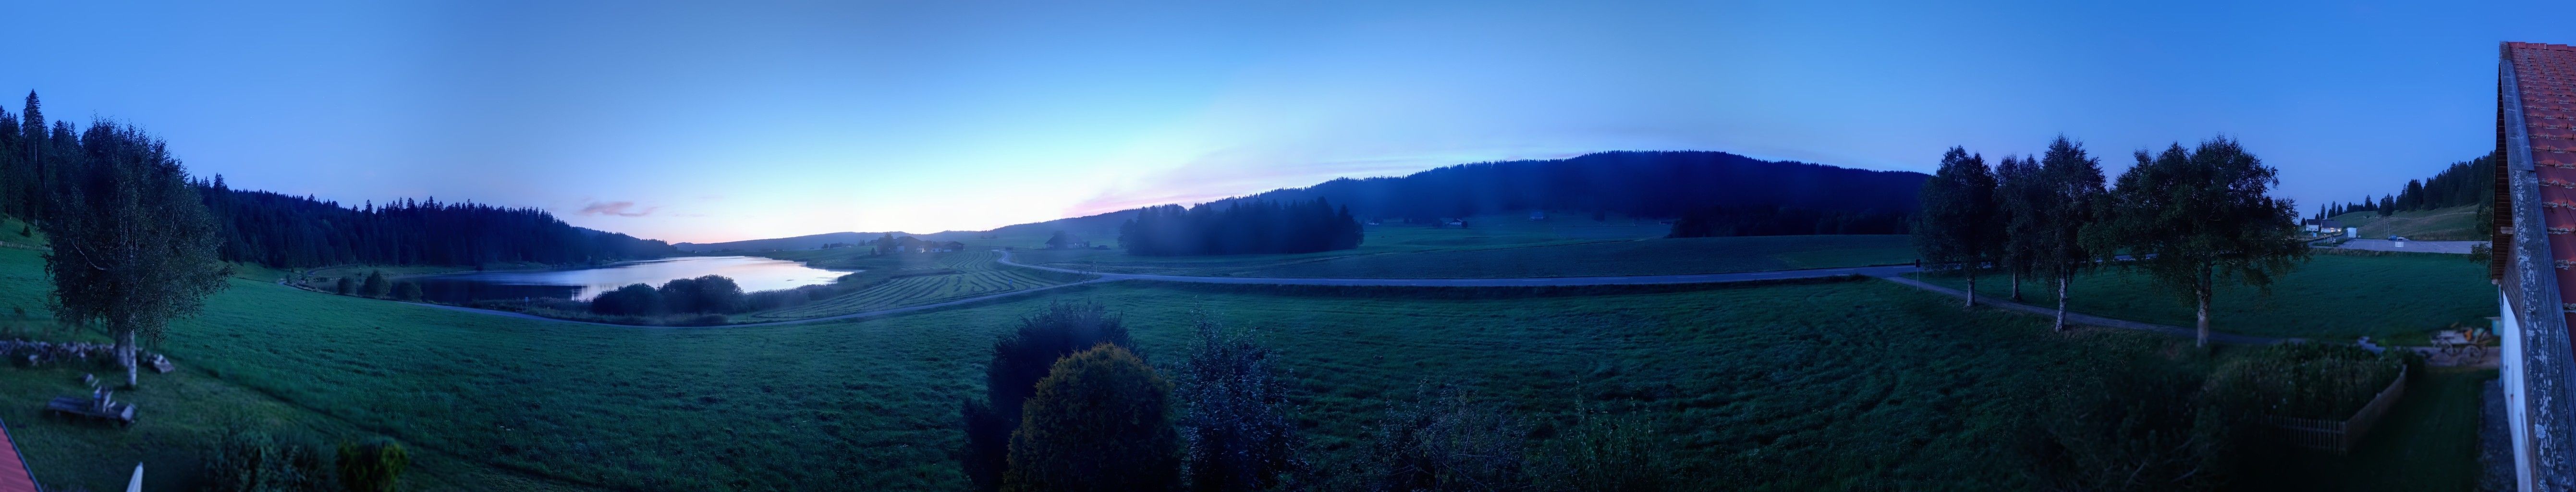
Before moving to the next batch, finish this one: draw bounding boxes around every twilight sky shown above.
[2,1,2563,243]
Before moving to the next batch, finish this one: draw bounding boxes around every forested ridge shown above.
[1118,198,1363,256]
[2320,155,2494,219]
[0,92,677,269]
[1213,150,1926,223]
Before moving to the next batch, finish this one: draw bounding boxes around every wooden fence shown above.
[2261,365,2410,455]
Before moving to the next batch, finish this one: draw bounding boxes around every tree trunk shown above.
[2009,270,2024,302]
[1964,266,1978,308]
[116,328,136,388]
[2054,273,2070,331]
[2195,266,2213,348]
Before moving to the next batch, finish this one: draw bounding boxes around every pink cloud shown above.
[577,201,658,217]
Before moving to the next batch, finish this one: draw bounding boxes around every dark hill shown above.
[705,150,1928,247]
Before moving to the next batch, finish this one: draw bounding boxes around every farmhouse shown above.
[2488,41,2576,490]
[2301,219,2347,235]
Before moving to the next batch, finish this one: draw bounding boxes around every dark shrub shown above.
[1331,385,1531,492]
[336,439,408,492]
[333,277,353,295]
[589,283,663,316]
[360,271,389,298]
[1173,318,1303,492]
[960,302,1133,491]
[1002,344,1180,492]
[658,275,744,314]
[204,430,332,492]
[2036,351,2244,491]
[391,282,423,302]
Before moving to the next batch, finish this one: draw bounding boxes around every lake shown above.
[411,256,851,304]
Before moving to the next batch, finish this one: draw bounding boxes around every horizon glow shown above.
[1,0,2563,243]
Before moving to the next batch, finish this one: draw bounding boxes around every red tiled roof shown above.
[2508,42,2576,335]
[0,419,39,492]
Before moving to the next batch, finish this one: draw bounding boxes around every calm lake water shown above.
[411,256,850,303]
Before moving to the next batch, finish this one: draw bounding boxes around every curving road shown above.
[992,249,1916,286]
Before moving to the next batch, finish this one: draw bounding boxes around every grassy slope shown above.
[740,249,1088,320]
[1923,253,2493,342]
[2331,204,2483,241]
[1014,215,1909,278]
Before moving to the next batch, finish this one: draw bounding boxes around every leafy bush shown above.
[1172,317,1304,492]
[1330,385,1531,492]
[391,282,422,302]
[204,430,333,492]
[588,283,664,316]
[1001,344,1181,492]
[960,302,1134,491]
[657,275,744,314]
[2035,351,2245,491]
[2206,343,2406,419]
[333,277,353,295]
[360,271,389,298]
[336,439,408,492]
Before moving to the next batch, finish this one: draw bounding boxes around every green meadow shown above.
[1918,252,2494,343]
[2330,204,2485,241]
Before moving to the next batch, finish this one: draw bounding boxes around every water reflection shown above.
[411,256,849,303]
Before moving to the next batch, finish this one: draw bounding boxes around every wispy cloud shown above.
[577,201,658,217]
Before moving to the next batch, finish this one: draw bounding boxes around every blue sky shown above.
[2,0,2562,243]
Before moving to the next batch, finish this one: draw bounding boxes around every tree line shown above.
[0,92,678,270]
[2315,155,2495,224]
[1915,135,2307,346]
[1116,198,1363,256]
[198,182,680,269]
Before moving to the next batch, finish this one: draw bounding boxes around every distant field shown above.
[740,249,1090,320]
[2332,205,2483,241]
[1920,253,2493,342]
[1015,220,1910,278]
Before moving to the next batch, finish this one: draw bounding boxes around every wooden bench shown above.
[45,395,134,427]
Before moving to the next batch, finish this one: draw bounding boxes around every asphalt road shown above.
[2330,239,2484,254]
[992,249,1918,286]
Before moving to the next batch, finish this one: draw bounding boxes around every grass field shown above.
[1921,253,2494,343]
[2331,205,2484,241]
[0,239,2486,490]
[2233,368,2494,492]
[1016,234,1914,278]
[0,242,2185,491]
